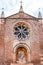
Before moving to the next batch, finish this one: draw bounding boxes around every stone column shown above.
[13,53,16,63]
[28,53,31,63]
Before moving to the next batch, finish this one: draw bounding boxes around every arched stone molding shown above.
[13,43,30,53]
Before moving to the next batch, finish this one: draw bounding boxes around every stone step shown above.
[40,53,43,65]
[40,57,43,61]
[41,61,43,65]
[10,63,33,65]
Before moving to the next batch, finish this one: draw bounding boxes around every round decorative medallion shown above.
[14,22,30,39]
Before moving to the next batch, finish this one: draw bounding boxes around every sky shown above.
[0,0,43,17]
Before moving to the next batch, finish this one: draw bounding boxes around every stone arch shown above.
[13,43,30,53]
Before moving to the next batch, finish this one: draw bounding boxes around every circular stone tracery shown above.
[14,22,30,39]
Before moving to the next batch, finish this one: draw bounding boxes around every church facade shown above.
[0,3,43,65]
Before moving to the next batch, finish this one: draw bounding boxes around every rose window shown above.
[14,22,30,39]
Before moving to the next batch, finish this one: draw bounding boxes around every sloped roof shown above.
[6,11,37,20]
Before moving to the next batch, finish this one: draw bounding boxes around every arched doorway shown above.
[16,46,27,63]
